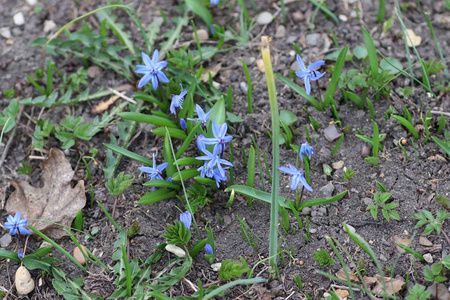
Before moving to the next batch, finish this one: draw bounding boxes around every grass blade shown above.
[275,74,322,110]
[362,27,378,77]
[324,47,348,107]
[391,115,419,139]
[247,145,256,206]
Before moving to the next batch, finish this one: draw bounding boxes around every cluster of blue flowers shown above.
[278,142,315,192]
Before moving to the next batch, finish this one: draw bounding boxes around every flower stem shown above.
[261,36,280,268]
[315,81,323,107]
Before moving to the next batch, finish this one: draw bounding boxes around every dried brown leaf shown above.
[371,275,405,295]
[199,64,222,82]
[391,235,410,253]
[335,268,359,282]
[92,94,121,114]
[6,149,86,239]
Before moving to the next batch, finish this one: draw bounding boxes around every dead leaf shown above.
[6,149,86,239]
[371,275,405,295]
[335,289,349,299]
[363,276,377,286]
[335,268,359,282]
[199,64,222,82]
[405,29,421,47]
[92,93,121,114]
[391,235,410,253]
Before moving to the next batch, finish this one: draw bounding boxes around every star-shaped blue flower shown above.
[295,54,325,95]
[138,154,168,181]
[135,50,170,90]
[170,84,188,115]
[4,211,30,236]
[300,142,315,161]
[180,211,192,230]
[196,146,233,178]
[187,104,212,127]
[202,121,233,154]
[278,164,313,192]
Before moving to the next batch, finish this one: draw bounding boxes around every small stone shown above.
[13,13,25,26]
[292,12,304,23]
[290,60,300,72]
[361,145,371,157]
[331,160,344,170]
[243,56,255,65]
[0,27,12,39]
[26,0,37,5]
[256,11,273,25]
[309,228,317,234]
[239,82,248,94]
[275,25,286,38]
[318,207,327,214]
[319,182,334,198]
[419,236,433,247]
[324,124,342,142]
[305,33,321,46]
[302,207,312,215]
[87,65,102,78]
[165,244,186,257]
[73,245,89,265]
[223,215,232,225]
[345,224,356,234]
[339,14,348,22]
[15,266,35,295]
[379,254,387,261]
[362,197,373,206]
[43,20,57,33]
[153,17,164,27]
[423,253,433,264]
[257,59,265,73]
[0,234,12,247]
[12,28,22,36]
[40,241,52,249]
[212,81,221,89]
[428,283,450,300]
[193,29,208,41]
[211,262,221,271]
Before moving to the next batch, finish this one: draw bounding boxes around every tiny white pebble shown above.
[165,244,186,258]
[211,262,222,272]
[13,13,25,26]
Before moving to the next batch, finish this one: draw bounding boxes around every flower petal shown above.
[310,71,326,81]
[308,60,325,70]
[304,77,312,95]
[142,52,152,67]
[155,61,168,70]
[18,227,31,235]
[157,71,170,84]
[138,72,152,89]
[296,54,307,71]
[151,49,159,66]
[278,166,296,175]
[151,74,159,90]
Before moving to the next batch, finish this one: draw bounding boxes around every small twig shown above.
[182,277,198,292]
[430,110,450,117]
[107,87,137,104]
[442,230,450,248]
[0,105,24,168]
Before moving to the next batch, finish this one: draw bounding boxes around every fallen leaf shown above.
[371,275,405,295]
[6,149,86,239]
[92,93,121,114]
[405,29,421,47]
[335,288,349,299]
[391,235,411,253]
[199,64,222,82]
[363,276,377,286]
[335,268,359,282]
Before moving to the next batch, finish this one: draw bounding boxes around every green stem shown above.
[261,36,280,268]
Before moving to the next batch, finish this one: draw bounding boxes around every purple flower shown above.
[205,243,213,254]
[18,252,24,259]
[4,212,30,236]
[180,211,192,229]
[278,164,313,192]
[187,104,212,127]
[202,121,233,154]
[295,54,325,95]
[211,0,220,6]
[135,50,170,90]
[196,146,233,179]
[300,142,315,161]
[170,84,187,115]
[138,154,168,181]
[180,118,187,131]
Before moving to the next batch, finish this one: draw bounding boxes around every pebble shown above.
[26,0,37,5]
[332,160,344,170]
[43,20,57,33]
[339,14,348,22]
[15,266,35,295]
[290,60,300,72]
[239,82,248,94]
[0,234,12,247]
[319,182,334,198]
[0,27,12,39]
[324,124,342,142]
[12,28,22,36]
[243,56,255,65]
[428,283,450,300]
[305,33,321,46]
[256,11,273,25]
[153,17,164,27]
[419,236,433,247]
[361,145,371,157]
[87,65,102,78]
[302,207,312,215]
[309,228,317,234]
[379,254,387,261]
[292,11,304,23]
[212,81,221,89]
[73,245,89,265]
[318,207,327,214]
[405,29,421,47]
[423,253,433,264]
[13,12,25,26]
[257,59,265,73]
[165,244,186,257]
[362,197,373,206]
[192,29,208,41]
[275,25,286,38]
[223,215,232,225]
[211,262,221,271]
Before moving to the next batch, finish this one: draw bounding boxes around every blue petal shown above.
[151,49,159,66]
[138,166,154,173]
[18,227,31,235]
[290,174,300,190]
[157,70,170,83]
[151,74,159,90]
[304,78,312,95]
[138,73,152,89]
[135,68,150,75]
[308,60,325,70]
[295,71,310,79]
[156,61,168,70]
[157,163,168,172]
[9,227,18,235]
[310,71,326,81]
[142,52,152,67]
[211,121,219,138]
[299,175,313,192]
[278,166,296,175]
[218,123,227,138]
[296,54,307,71]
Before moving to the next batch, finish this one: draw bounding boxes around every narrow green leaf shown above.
[152,127,187,140]
[171,168,200,181]
[209,97,226,125]
[324,47,348,107]
[119,112,176,128]
[362,27,378,77]
[104,143,153,165]
[392,115,419,139]
[431,137,450,156]
[138,189,177,205]
[184,0,213,27]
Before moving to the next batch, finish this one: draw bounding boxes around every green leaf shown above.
[143,179,180,189]
[353,46,368,59]
[275,74,322,110]
[209,97,226,125]
[104,143,153,165]
[362,27,378,77]
[218,260,250,280]
[0,249,21,262]
[185,0,213,27]
[324,47,348,107]
[96,10,136,56]
[365,156,379,166]
[431,136,450,156]
[380,57,403,75]
[73,210,84,231]
[119,112,176,128]
[138,189,177,205]
[280,110,297,126]
[171,168,200,181]
[152,127,187,140]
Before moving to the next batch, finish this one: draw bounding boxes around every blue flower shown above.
[138,154,168,181]
[197,134,208,153]
[187,104,212,127]
[4,212,30,236]
[180,118,187,131]
[135,50,170,90]
[180,211,192,229]
[202,121,233,154]
[210,24,216,34]
[212,167,228,187]
[18,252,24,259]
[211,0,220,6]
[278,164,313,192]
[196,146,233,179]
[295,54,325,95]
[300,142,315,161]
[170,84,188,115]
[205,243,213,254]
